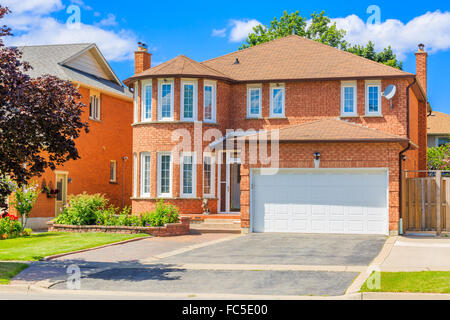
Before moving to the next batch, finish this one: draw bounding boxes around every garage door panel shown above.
[252,169,389,235]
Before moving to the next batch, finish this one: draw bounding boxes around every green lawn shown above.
[361,272,450,293]
[0,232,148,261]
[0,263,29,284]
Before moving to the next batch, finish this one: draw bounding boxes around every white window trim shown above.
[180,152,196,198]
[109,160,117,183]
[203,81,216,123]
[158,79,174,121]
[133,153,137,198]
[269,84,286,118]
[203,152,215,198]
[140,152,151,198]
[181,79,198,122]
[133,82,139,124]
[247,85,262,118]
[141,80,152,122]
[157,152,173,198]
[341,81,358,117]
[365,80,382,116]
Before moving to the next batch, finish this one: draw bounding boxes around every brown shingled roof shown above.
[124,55,231,85]
[202,35,413,82]
[238,118,415,147]
[427,111,450,135]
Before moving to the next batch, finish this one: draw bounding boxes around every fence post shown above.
[436,171,442,235]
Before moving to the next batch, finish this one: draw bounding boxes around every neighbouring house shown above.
[10,44,133,229]
[124,35,429,236]
[427,111,450,147]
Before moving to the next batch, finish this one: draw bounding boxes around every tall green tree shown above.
[240,10,403,70]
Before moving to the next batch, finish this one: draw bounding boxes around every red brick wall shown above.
[20,86,133,218]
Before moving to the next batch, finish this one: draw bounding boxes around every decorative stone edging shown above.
[46,217,190,237]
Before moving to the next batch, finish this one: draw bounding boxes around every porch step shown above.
[190,220,241,234]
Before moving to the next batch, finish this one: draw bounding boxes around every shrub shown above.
[54,193,109,225]
[0,214,23,239]
[11,180,40,229]
[140,200,179,227]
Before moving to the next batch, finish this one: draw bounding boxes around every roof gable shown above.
[201,35,413,82]
[428,111,450,135]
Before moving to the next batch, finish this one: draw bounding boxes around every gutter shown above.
[398,78,416,233]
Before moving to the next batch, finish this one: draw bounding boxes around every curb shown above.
[42,236,152,261]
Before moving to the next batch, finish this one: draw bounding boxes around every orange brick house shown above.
[124,36,429,235]
[13,44,133,229]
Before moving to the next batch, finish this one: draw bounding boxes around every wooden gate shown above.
[402,171,450,234]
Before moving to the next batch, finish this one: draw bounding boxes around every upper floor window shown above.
[180,152,196,198]
[247,86,262,118]
[89,92,101,121]
[157,152,172,197]
[140,152,151,198]
[365,81,382,116]
[341,81,357,116]
[142,80,152,122]
[270,84,285,118]
[204,81,216,123]
[158,79,174,121]
[133,82,138,123]
[181,80,197,121]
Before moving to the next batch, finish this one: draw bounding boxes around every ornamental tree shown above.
[240,10,403,69]
[427,144,450,171]
[0,6,88,209]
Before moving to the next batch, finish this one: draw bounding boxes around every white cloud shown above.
[3,1,137,62]
[96,13,117,27]
[212,28,227,38]
[2,0,64,15]
[70,0,92,11]
[333,10,450,59]
[229,19,261,42]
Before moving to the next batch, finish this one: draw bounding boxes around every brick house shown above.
[124,36,428,235]
[12,44,133,229]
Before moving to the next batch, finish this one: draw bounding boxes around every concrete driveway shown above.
[13,233,387,297]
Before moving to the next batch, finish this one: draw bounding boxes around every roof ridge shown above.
[17,43,94,48]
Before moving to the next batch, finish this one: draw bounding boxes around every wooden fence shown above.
[402,171,450,234]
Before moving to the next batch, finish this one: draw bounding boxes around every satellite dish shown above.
[382,84,397,109]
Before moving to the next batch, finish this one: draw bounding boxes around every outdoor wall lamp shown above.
[314,152,321,169]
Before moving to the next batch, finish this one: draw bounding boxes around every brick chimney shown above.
[135,42,151,74]
[415,43,428,96]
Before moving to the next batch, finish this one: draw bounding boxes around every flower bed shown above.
[0,213,32,240]
[49,194,190,236]
[47,217,190,237]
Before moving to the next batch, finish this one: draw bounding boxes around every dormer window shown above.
[365,80,382,116]
[89,90,101,121]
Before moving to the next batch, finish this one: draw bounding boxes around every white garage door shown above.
[252,169,389,235]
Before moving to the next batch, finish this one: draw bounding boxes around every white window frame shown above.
[133,153,137,198]
[365,80,382,116]
[140,152,151,198]
[141,80,152,122]
[133,82,139,123]
[158,79,174,121]
[180,152,196,198]
[247,85,262,118]
[89,93,101,121]
[157,152,173,198]
[203,152,215,198]
[181,79,198,122]
[109,160,117,183]
[270,84,285,118]
[341,81,357,117]
[203,81,216,123]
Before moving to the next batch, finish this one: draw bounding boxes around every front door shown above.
[55,172,68,216]
[218,151,241,213]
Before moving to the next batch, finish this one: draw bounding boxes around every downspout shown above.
[398,78,416,234]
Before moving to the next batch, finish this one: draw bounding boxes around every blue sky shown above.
[4,0,450,113]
